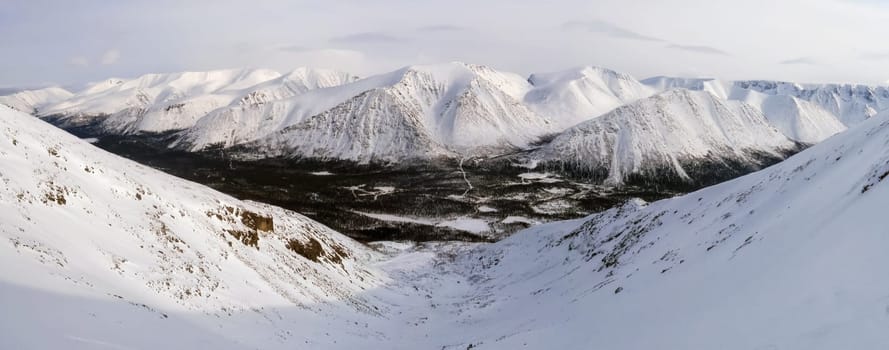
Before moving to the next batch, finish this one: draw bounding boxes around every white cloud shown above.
[100,49,120,65]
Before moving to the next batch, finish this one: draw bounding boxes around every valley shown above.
[83,131,673,242]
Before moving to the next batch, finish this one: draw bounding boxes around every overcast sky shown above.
[2,0,889,88]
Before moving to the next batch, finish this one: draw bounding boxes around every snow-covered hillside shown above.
[0,105,384,348]
[732,88,847,144]
[531,89,797,185]
[0,86,72,114]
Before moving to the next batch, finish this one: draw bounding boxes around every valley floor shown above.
[85,132,671,242]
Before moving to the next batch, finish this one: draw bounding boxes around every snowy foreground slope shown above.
[4,100,889,348]
[0,106,384,349]
[531,89,798,185]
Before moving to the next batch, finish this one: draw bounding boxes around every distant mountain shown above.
[37,68,356,134]
[527,66,654,129]
[178,62,558,162]
[531,89,798,186]
[735,80,889,126]
[5,64,881,173]
[0,86,73,114]
[643,76,877,143]
[732,88,847,144]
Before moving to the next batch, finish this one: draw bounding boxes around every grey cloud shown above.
[562,20,662,42]
[666,44,730,56]
[780,57,819,65]
[859,52,889,60]
[276,45,313,53]
[329,32,405,45]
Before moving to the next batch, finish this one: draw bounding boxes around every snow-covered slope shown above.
[179,62,558,162]
[454,109,889,349]
[526,66,654,128]
[0,86,73,114]
[532,89,797,185]
[732,88,847,144]
[0,105,384,348]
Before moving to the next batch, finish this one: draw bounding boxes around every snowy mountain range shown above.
[177,62,560,162]
[4,85,889,348]
[5,63,888,184]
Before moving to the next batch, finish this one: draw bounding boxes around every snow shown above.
[517,172,562,183]
[309,171,334,176]
[352,211,436,226]
[352,211,491,234]
[477,205,498,213]
[437,217,490,234]
[500,216,539,225]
